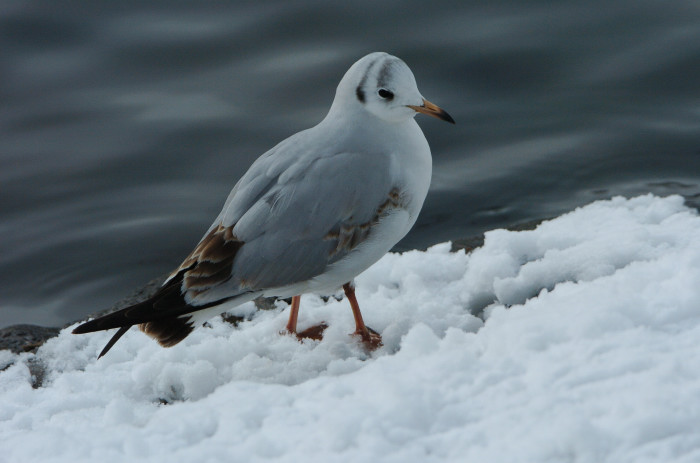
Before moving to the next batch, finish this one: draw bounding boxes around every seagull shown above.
[73,52,454,357]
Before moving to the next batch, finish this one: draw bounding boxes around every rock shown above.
[451,218,548,253]
[0,324,60,354]
[254,296,283,311]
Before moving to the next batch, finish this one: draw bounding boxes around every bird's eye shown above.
[377,89,394,100]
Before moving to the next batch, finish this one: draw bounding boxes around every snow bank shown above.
[2,194,700,462]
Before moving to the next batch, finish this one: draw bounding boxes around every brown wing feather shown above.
[170,224,243,297]
[324,187,408,258]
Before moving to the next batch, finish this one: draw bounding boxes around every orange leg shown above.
[285,295,301,333]
[343,282,382,350]
[284,296,327,341]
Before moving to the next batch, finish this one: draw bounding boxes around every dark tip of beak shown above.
[407,99,456,125]
[438,109,456,125]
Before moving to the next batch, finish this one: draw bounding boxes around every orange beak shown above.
[407,99,455,124]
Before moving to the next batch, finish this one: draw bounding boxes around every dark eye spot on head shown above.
[378,89,394,100]
[356,86,365,103]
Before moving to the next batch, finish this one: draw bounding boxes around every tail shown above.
[72,281,218,358]
[74,223,248,358]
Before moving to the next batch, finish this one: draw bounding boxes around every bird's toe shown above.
[282,322,329,342]
[352,326,383,351]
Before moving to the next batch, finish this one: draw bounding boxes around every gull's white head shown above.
[330,52,454,125]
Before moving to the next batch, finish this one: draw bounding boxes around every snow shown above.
[2,194,700,462]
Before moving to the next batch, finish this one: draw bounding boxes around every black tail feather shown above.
[72,299,153,334]
[72,268,236,357]
[98,326,129,358]
[71,278,202,335]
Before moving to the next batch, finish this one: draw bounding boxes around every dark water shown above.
[2,0,700,328]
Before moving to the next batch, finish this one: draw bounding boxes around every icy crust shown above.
[2,194,700,462]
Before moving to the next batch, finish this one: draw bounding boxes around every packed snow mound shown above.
[2,194,700,462]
